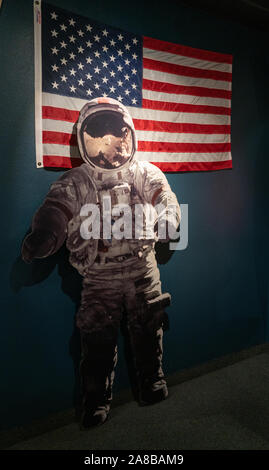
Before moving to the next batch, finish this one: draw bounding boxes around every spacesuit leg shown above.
[76,279,122,427]
[120,253,170,405]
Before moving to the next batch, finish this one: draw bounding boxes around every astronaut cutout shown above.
[22,97,180,428]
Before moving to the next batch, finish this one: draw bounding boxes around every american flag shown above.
[34,1,233,172]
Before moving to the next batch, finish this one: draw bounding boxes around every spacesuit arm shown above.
[137,162,181,242]
[22,171,80,263]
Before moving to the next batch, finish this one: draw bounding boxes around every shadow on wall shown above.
[9,237,83,417]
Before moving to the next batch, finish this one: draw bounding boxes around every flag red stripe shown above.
[133,119,231,134]
[42,155,232,171]
[138,142,231,153]
[143,57,232,82]
[155,160,233,172]
[143,37,233,65]
[43,130,77,146]
[42,106,79,122]
[142,78,232,99]
[43,155,82,168]
[43,131,231,151]
[43,123,231,142]
[42,106,231,129]
[142,98,230,115]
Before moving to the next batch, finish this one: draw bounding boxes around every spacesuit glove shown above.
[154,217,179,243]
[21,229,57,264]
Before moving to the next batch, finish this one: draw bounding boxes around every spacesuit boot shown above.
[79,330,118,428]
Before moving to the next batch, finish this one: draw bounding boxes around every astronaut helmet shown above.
[77,97,137,173]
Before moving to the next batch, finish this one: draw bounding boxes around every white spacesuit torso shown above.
[65,159,166,276]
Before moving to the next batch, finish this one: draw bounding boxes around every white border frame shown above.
[33,0,43,168]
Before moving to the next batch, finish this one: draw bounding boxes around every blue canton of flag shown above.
[42,2,143,106]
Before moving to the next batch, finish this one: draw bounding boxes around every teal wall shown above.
[0,0,268,430]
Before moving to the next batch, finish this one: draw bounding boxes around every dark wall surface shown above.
[0,0,268,430]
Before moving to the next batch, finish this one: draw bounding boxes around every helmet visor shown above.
[81,111,133,169]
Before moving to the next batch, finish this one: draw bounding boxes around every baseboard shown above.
[1,342,269,449]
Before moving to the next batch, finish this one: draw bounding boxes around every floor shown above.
[4,351,269,450]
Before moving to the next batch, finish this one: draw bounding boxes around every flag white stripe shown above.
[42,90,230,117]
[43,92,94,110]
[42,143,231,163]
[143,68,231,91]
[142,89,231,107]
[43,119,77,133]
[143,47,233,73]
[43,144,80,157]
[136,151,232,162]
[127,107,230,125]
[136,131,230,143]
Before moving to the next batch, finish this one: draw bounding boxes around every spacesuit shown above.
[22,97,180,428]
